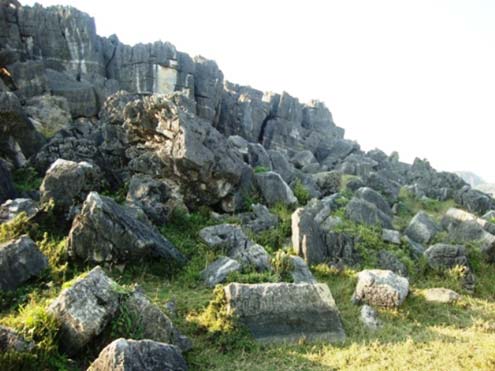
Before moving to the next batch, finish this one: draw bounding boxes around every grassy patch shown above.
[292,178,311,205]
[12,166,42,194]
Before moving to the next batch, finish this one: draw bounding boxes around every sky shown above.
[22,0,495,183]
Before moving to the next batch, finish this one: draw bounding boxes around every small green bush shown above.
[292,178,311,205]
[272,250,294,282]
[254,166,269,174]
[12,166,42,193]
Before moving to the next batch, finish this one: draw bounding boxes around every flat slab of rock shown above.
[48,266,121,355]
[200,256,241,287]
[423,288,460,304]
[0,235,48,291]
[224,282,346,343]
[352,269,409,307]
[88,339,188,371]
[68,192,186,265]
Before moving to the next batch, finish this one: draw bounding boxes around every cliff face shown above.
[0,1,492,214]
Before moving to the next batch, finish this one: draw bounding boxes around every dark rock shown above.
[200,256,241,287]
[424,244,469,270]
[224,282,346,343]
[0,159,16,203]
[247,143,272,170]
[8,61,49,98]
[0,235,47,291]
[345,197,392,229]
[455,187,493,215]
[355,187,392,216]
[377,251,408,276]
[0,325,33,353]
[292,150,317,169]
[255,171,297,207]
[268,150,295,184]
[88,339,188,371]
[403,236,425,258]
[363,172,401,202]
[239,203,278,233]
[67,192,186,265]
[311,171,341,197]
[404,211,439,244]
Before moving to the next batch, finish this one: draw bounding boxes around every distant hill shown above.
[456,171,495,196]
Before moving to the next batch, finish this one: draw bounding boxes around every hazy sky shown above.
[22,0,495,182]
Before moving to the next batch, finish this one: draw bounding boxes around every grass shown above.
[12,166,42,194]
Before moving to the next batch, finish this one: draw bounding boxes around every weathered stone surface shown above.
[377,251,408,277]
[224,282,346,343]
[352,269,409,307]
[268,150,295,184]
[8,61,49,98]
[0,235,47,291]
[255,171,297,207]
[382,229,401,245]
[67,192,186,265]
[455,186,493,215]
[292,150,317,169]
[199,224,271,271]
[0,325,33,353]
[360,305,380,330]
[404,211,439,244]
[48,266,120,355]
[0,160,16,204]
[201,256,241,287]
[403,235,425,258]
[239,203,278,233]
[25,95,71,137]
[423,288,460,304]
[311,171,341,197]
[0,198,38,224]
[126,174,174,225]
[289,256,316,284]
[40,159,102,217]
[355,187,392,216]
[88,339,188,371]
[442,207,495,235]
[424,244,468,270]
[345,197,392,229]
[247,143,272,170]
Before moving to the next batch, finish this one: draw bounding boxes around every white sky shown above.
[22,0,495,182]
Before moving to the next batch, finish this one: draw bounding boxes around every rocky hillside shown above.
[1,1,495,370]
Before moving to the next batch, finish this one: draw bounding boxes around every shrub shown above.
[292,178,311,205]
[272,250,294,282]
[12,166,42,193]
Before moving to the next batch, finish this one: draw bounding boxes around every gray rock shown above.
[382,229,401,245]
[0,235,48,291]
[247,143,272,170]
[403,235,425,258]
[88,339,188,371]
[255,171,297,207]
[360,305,380,330]
[423,288,460,304]
[0,198,38,224]
[0,325,33,353]
[224,282,346,343]
[377,251,408,277]
[455,187,493,215]
[126,174,173,225]
[292,150,318,169]
[48,266,121,355]
[0,160,16,204]
[201,256,241,287]
[227,135,249,157]
[355,187,392,216]
[352,269,409,307]
[424,244,469,270]
[345,197,393,229]
[8,61,49,98]
[239,203,278,233]
[67,192,186,265]
[289,256,316,283]
[199,224,271,271]
[363,172,401,202]
[25,95,72,138]
[40,159,102,217]
[442,208,495,236]
[404,211,439,244]
[268,150,295,184]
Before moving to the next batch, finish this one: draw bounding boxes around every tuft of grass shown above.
[292,178,311,206]
[12,166,42,194]
[249,203,293,252]
[254,166,269,174]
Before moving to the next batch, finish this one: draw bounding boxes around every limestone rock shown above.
[355,187,392,216]
[0,325,33,353]
[88,339,188,371]
[345,197,392,229]
[352,269,409,307]
[200,256,241,287]
[239,203,278,233]
[423,288,460,304]
[455,187,493,215]
[25,95,71,137]
[424,244,469,270]
[67,192,186,265]
[382,229,401,245]
[377,251,408,277]
[224,282,346,343]
[255,171,297,207]
[404,211,439,244]
[289,256,316,284]
[0,235,48,291]
[0,198,38,224]
[48,266,121,355]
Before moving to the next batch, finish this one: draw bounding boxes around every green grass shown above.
[12,166,42,194]
[292,178,311,206]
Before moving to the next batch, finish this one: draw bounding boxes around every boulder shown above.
[442,207,495,236]
[291,150,317,169]
[200,256,241,287]
[67,192,186,265]
[255,171,297,207]
[403,235,425,258]
[0,325,33,353]
[423,288,460,304]
[268,150,295,184]
[289,256,316,284]
[377,251,408,277]
[355,187,392,216]
[126,174,174,225]
[455,187,493,215]
[40,159,103,217]
[239,203,278,233]
[352,269,409,307]
[224,282,346,343]
[0,236,48,291]
[382,229,401,245]
[0,160,16,204]
[360,305,380,330]
[247,143,272,170]
[24,95,71,137]
[48,266,121,355]
[404,211,439,244]
[0,198,38,224]
[311,171,341,197]
[88,339,188,371]
[345,197,393,229]
[424,243,469,271]
[199,224,271,271]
